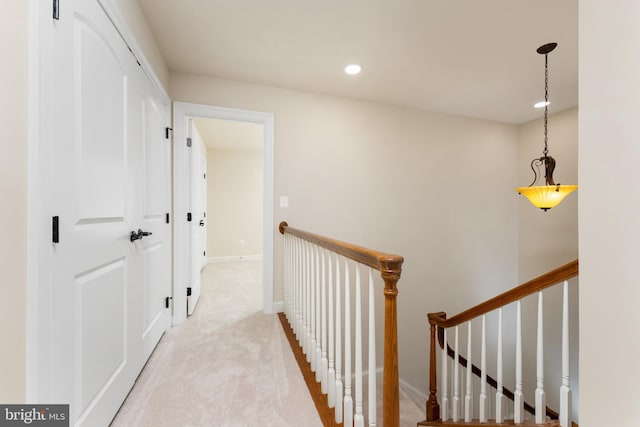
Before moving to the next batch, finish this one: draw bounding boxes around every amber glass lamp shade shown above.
[516,184,578,211]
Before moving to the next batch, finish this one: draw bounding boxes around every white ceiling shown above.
[193,118,264,152]
[138,0,578,125]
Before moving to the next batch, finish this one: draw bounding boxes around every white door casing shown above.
[40,0,171,425]
[172,102,275,325]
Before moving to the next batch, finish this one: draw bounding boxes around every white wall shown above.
[170,72,520,391]
[0,0,28,403]
[207,148,263,257]
[580,1,640,425]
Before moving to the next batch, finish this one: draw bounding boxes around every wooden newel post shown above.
[426,314,441,421]
[380,257,403,427]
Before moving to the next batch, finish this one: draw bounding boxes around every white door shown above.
[187,122,205,315]
[138,86,173,362]
[200,154,208,270]
[49,1,170,425]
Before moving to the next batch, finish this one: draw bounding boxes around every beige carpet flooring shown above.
[110,260,322,427]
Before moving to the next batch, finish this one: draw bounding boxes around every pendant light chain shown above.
[543,53,549,157]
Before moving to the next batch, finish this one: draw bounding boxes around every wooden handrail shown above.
[425,259,579,424]
[279,222,404,275]
[429,259,578,328]
[279,221,404,427]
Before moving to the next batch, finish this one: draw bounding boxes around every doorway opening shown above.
[190,117,264,317]
[172,103,274,326]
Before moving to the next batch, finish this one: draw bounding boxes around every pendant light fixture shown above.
[516,42,577,211]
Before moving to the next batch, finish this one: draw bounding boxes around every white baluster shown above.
[535,291,546,424]
[297,238,303,345]
[289,236,302,330]
[315,246,322,381]
[287,235,293,329]
[441,328,449,421]
[288,235,292,321]
[284,234,288,319]
[309,243,316,369]
[560,281,572,427]
[344,260,353,427]
[368,268,377,427]
[514,300,524,423]
[294,238,299,335]
[465,321,473,422]
[298,238,302,331]
[335,256,343,424]
[321,249,328,392]
[479,315,488,422]
[496,308,505,423]
[354,265,364,427]
[298,238,302,330]
[328,252,336,407]
[303,240,308,354]
[303,240,308,340]
[453,326,460,421]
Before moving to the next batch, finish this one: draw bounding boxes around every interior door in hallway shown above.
[48,1,170,425]
[187,122,207,315]
[138,85,173,361]
[200,154,208,270]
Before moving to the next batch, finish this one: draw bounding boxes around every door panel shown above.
[76,20,127,220]
[77,258,127,411]
[143,243,164,337]
[143,97,165,218]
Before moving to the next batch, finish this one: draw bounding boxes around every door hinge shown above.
[166,212,170,224]
[186,137,192,147]
[186,287,192,296]
[52,216,59,243]
[203,212,206,218]
[165,296,173,309]
[203,173,206,179]
[165,127,172,139]
[53,0,60,20]
[187,212,192,222]
[203,251,206,256]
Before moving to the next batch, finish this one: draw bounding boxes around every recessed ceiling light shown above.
[345,64,362,75]
[534,101,550,108]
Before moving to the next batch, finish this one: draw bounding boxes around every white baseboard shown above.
[207,255,263,263]
[272,301,284,313]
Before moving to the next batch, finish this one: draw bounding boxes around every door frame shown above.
[172,102,275,325]
[26,0,170,401]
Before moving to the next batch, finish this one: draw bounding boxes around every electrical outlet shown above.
[240,240,245,247]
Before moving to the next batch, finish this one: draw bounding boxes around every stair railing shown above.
[279,222,404,427]
[420,259,578,427]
